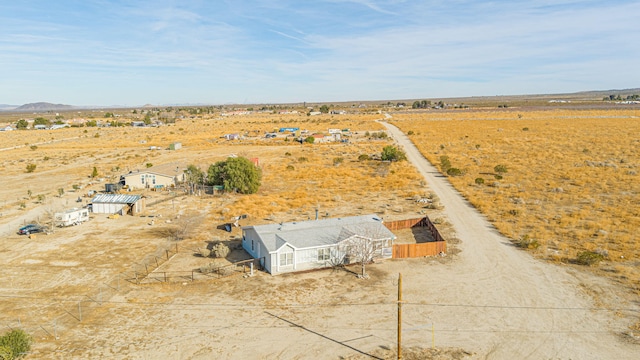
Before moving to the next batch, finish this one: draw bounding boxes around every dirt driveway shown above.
[379,120,639,358]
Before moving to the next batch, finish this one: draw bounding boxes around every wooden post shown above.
[398,273,402,360]
[164,272,167,282]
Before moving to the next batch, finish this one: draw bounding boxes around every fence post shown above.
[164,272,167,283]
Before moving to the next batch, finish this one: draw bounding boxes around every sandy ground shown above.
[1,121,638,359]
[379,120,639,359]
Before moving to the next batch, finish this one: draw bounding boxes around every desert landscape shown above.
[0,100,639,359]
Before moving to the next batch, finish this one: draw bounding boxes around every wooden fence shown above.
[385,216,446,258]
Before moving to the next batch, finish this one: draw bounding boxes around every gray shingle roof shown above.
[244,214,396,253]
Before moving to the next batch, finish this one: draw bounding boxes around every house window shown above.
[317,248,330,261]
[141,174,145,184]
[280,252,293,266]
[251,239,254,251]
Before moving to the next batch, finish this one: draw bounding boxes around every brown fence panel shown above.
[392,242,446,258]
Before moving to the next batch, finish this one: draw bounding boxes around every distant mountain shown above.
[0,104,18,110]
[15,102,74,111]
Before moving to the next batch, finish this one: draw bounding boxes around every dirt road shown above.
[380,120,638,359]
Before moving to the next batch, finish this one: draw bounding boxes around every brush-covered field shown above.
[390,108,640,293]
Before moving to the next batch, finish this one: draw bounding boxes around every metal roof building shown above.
[90,194,145,215]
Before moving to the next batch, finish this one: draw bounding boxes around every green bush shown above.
[516,235,539,249]
[304,136,315,144]
[0,329,32,359]
[439,156,451,172]
[286,165,295,170]
[446,167,462,176]
[381,145,406,162]
[475,177,485,185]
[25,164,36,173]
[575,251,605,266]
[494,164,508,174]
[333,157,344,165]
[207,156,262,194]
[358,154,370,161]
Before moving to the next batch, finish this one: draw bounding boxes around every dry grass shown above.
[391,108,640,292]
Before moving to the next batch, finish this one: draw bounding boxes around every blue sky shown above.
[1,0,639,106]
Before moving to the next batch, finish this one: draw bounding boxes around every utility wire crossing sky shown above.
[1,1,639,106]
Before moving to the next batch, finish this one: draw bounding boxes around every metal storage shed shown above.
[90,194,145,215]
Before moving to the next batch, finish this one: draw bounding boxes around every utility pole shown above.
[398,273,402,360]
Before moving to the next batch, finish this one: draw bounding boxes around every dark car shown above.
[17,224,46,235]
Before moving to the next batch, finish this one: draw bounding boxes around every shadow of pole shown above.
[264,311,384,360]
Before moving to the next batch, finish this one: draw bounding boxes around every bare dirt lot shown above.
[1,109,638,359]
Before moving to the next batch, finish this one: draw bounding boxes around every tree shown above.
[185,164,205,194]
[304,136,315,144]
[319,104,330,113]
[91,166,98,178]
[338,223,393,278]
[16,119,28,129]
[33,117,49,126]
[0,328,32,359]
[207,157,262,194]
[381,145,406,162]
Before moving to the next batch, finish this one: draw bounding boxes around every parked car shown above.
[17,224,46,235]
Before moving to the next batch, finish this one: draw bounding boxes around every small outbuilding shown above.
[242,214,396,275]
[90,194,145,215]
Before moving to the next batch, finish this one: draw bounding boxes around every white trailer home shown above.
[55,208,90,227]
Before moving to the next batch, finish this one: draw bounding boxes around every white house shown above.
[122,163,186,190]
[242,215,396,275]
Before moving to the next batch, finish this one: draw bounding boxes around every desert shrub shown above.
[516,235,539,249]
[30,145,37,151]
[407,130,414,135]
[0,328,32,359]
[381,145,406,162]
[522,127,529,131]
[298,157,308,162]
[575,251,605,266]
[304,136,315,144]
[94,132,100,138]
[199,248,211,258]
[286,165,295,170]
[25,164,36,173]
[43,156,50,161]
[494,174,503,180]
[37,194,45,203]
[494,164,508,174]
[212,242,230,258]
[446,167,462,176]
[284,152,291,156]
[358,154,370,161]
[333,157,344,165]
[145,163,153,168]
[475,177,485,185]
[439,156,451,172]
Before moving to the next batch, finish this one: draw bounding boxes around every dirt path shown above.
[380,120,638,359]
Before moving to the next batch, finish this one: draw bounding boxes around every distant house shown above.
[50,124,70,130]
[122,163,186,190]
[223,134,240,140]
[242,214,396,275]
[34,124,47,130]
[131,121,146,127]
[0,125,14,131]
[90,194,145,215]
